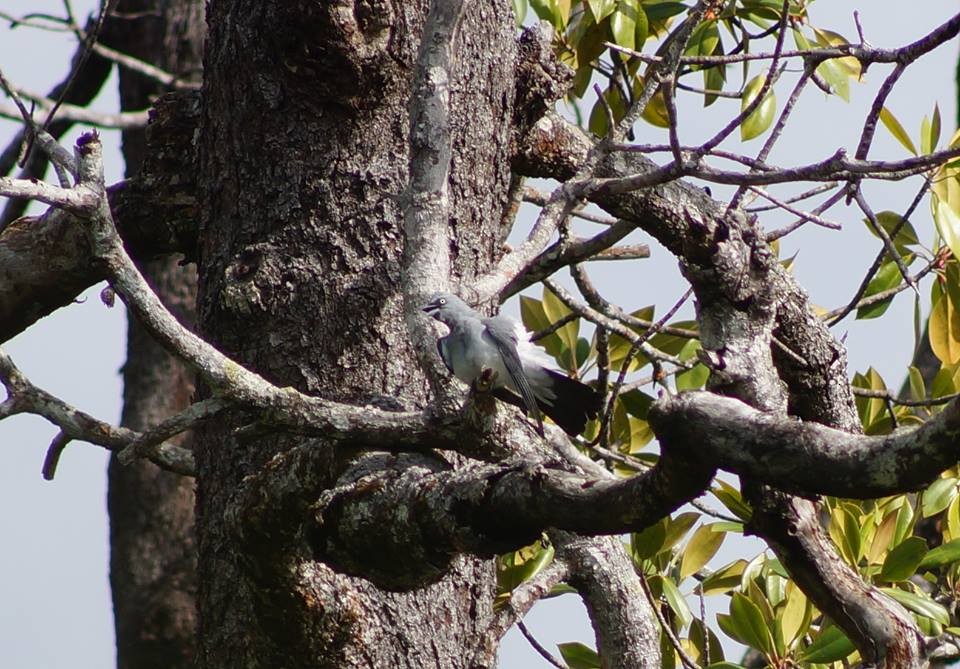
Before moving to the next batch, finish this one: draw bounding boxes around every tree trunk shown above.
[195,1,516,666]
[105,2,204,667]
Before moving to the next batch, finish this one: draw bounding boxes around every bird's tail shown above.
[494,369,602,436]
[537,369,603,436]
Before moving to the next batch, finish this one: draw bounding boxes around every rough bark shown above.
[194,1,514,666]
[104,2,204,668]
[0,90,200,344]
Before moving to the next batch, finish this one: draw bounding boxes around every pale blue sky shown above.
[1,2,958,668]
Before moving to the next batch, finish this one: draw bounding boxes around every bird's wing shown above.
[483,316,544,434]
[436,336,454,374]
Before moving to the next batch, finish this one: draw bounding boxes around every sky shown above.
[0,2,959,668]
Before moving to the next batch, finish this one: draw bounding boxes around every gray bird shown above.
[422,292,602,436]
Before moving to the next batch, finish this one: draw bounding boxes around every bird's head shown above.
[422,292,470,326]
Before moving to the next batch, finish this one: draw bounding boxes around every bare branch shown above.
[0,348,194,476]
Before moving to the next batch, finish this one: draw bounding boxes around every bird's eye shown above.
[439,298,446,305]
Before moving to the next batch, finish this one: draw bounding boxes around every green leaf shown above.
[800,625,855,663]
[689,618,726,664]
[496,542,556,594]
[542,285,579,370]
[634,4,649,51]
[879,107,918,156]
[740,73,776,141]
[703,60,726,107]
[642,1,688,23]
[856,259,903,320]
[729,592,775,655]
[620,388,654,419]
[933,195,960,263]
[632,518,667,560]
[683,19,720,61]
[921,104,941,155]
[639,85,670,128]
[529,0,562,29]
[881,587,951,625]
[557,641,601,669]
[610,0,640,50]
[658,575,694,629]
[676,362,709,390]
[680,524,726,580]
[777,582,809,648]
[812,29,861,101]
[922,477,959,517]
[663,511,700,551]
[893,499,916,547]
[880,537,928,582]
[867,509,899,565]
[586,0,616,23]
[908,366,926,402]
[928,293,960,365]
[932,103,942,152]
[699,559,747,596]
[919,537,960,569]
[511,0,528,25]
[588,85,627,137]
[712,479,752,521]
[862,211,920,251]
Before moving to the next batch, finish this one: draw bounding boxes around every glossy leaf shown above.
[930,287,960,365]
[856,259,903,320]
[908,366,926,402]
[723,592,775,655]
[862,211,919,251]
[881,587,950,625]
[703,60,726,107]
[879,107,918,155]
[880,537,928,582]
[610,0,640,50]
[922,477,959,517]
[511,0,528,25]
[934,196,960,262]
[918,537,960,569]
[800,625,855,663]
[658,575,694,629]
[688,618,726,664]
[631,518,668,560]
[586,0,617,23]
[867,510,899,565]
[777,582,809,648]
[699,559,748,596]
[813,28,861,101]
[639,85,670,128]
[712,479,752,521]
[542,286,579,362]
[740,73,776,141]
[679,524,725,580]
[520,296,566,363]
[557,642,601,669]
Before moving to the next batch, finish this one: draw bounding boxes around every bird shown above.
[422,292,602,436]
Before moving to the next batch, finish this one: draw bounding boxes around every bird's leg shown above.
[473,367,499,393]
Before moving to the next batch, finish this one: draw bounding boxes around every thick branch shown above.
[653,391,960,497]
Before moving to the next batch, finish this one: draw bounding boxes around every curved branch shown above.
[652,391,960,498]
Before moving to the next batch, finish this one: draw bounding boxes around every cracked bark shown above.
[105,3,204,668]
[194,1,514,666]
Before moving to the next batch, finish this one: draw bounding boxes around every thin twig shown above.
[516,620,568,669]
